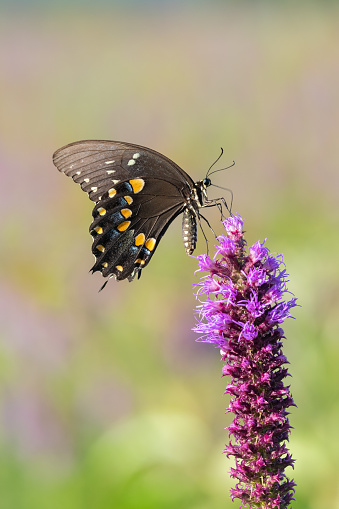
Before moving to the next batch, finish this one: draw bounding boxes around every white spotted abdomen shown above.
[182,208,197,255]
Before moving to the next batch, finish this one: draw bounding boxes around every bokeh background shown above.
[1,1,339,508]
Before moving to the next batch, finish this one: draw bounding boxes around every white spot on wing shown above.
[84,178,90,183]
[111,179,120,184]
[106,170,115,174]
[133,153,140,159]
[91,187,98,192]
[127,159,135,166]
[105,160,115,164]
[76,171,81,175]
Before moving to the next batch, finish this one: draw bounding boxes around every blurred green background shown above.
[1,1,339,508]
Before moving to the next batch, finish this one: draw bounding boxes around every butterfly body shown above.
[53,140,214,282]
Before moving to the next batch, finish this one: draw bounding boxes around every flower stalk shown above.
[193,214,297,508]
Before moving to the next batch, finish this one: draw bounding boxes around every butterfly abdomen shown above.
[182,208,197,255]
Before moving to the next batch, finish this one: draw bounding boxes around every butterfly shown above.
[53,140,230,284]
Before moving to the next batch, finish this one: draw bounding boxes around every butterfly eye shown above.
[203,178,211,188]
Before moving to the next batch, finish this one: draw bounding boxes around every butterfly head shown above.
[192,177,212,207]
[202,177,211,188]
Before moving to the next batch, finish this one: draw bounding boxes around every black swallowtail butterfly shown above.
[53,140,229,284]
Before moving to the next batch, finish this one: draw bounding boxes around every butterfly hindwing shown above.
[89,177,186,280]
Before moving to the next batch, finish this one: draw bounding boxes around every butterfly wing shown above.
[89,177,187,281]
[53,140,194,203]
[53,140,193,282]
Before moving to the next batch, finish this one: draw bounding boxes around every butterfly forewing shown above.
[53,140,196,282]
[53,140,195,203]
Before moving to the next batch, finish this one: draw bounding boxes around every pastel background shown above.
[1,1,338,508]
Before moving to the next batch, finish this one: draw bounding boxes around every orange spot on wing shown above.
[135,233,145,246]
[121,208,132,218]
[129,178,145,194]
[117,221,131,232]
[145,238,156,251]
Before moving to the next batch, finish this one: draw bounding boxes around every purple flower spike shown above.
[193,215,297,508]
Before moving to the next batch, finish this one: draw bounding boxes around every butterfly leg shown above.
[196,211,221,255]
[199,213,218,239]
[202,195,232,219]
[196,214,209,254]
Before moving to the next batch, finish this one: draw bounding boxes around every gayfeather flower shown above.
[193,214,297,509]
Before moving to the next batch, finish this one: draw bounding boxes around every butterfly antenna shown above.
[208,160,235,178]
[206,148,224,178]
